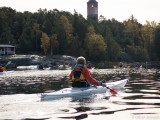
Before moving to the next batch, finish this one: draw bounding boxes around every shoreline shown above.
[0,54,77,70]
[1,55,160,70]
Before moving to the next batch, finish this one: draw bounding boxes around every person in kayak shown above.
[69,56,106,87]
[87,63,92,69]
[37,64,43,70]
[0,65,6,72]
[0,66,3,72]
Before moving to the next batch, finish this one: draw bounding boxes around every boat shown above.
[58,65,71,70]
[0,71,13,75]
[41,79,128,101]
[17,65,37,70]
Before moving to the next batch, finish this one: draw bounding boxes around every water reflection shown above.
[0,68,160,120]
[0,71,70,95]
[59,113,88,120]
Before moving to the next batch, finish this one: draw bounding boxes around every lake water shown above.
[0,68,160,120]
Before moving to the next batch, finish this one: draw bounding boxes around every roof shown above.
[88,0,97,2]
[0,45,15,47]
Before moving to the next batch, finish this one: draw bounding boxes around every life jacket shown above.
[72,67,85,81]
[0,66,3,72]
[1,67,6,71]
[71,66,90,87]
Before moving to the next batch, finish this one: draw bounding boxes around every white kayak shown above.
[41,79,128,101]
[0,71,13,75]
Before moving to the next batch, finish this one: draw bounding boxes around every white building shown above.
[0,45,15,55]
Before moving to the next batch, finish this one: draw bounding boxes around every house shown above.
[0,45,15,55]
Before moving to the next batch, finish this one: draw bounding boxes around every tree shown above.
[104,27,121,61]
[32,23,42,52]
[0,6,160,62]
[0,8,14,44]
[141,21,155,60]
[98,15,106,22]
[57,15,73,54]
[18,24,35,53]
[84,26,106,61]
[70,11,88,56]
[41,32,50,55]
[123,20,140,46]
[42,17,52,35]
[154,24,160,60]
[50,34,59,55]
[134,46,150,62]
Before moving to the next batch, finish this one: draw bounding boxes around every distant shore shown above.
[1,55,160,70]
[0,55,77,70]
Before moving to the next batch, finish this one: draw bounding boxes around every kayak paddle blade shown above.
[109,88,119,95]
[5,61,12,67]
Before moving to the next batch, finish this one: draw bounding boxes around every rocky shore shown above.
[0,55,77,69]
[1,55,160,70]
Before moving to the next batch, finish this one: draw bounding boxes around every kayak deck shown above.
[41,79,128,101]
[106,79,128,89]
[0,71,13,74]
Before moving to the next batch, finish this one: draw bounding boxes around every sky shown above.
[0,0,160,24]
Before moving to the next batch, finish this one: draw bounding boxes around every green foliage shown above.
[56,15,74,54]
[141,21,155,60]
[154,24,160,60]
[0,7,160,62]
[18,24,35,53]
[104,27,121,61]
[135,46,150,62]
[84,26,106,61]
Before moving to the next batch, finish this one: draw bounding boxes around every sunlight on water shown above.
[0,68,160,120]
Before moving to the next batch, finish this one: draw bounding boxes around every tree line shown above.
[0,7,160,62]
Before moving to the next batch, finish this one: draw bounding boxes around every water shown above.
[0,68,160,120]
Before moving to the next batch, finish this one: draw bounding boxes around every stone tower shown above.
[87,0,98,20]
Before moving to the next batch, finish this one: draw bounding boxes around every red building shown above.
[0,45,15,55]
[87,0,98,20]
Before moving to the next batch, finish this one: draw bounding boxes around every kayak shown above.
[0,71,13,75]
[58,65,71,70]
[41,79,128,101]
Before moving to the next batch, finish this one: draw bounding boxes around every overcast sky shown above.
[0,0,159,24]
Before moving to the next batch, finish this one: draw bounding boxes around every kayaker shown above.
[38,64,43,70]
[0,65,6,72]
[118,62,124,68]
[0,66,3,72]
[69,56,106,87]
[87,63,92,69]
[135,64,140,68]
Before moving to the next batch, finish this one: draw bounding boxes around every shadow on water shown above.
[0,75,70,95]
[58,113,88,120]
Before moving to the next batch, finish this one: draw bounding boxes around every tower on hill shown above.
[87,0,98,20]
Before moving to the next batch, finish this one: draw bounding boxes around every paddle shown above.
[102,80,119,95]
[5,61,12,67]
[106,86,119,95]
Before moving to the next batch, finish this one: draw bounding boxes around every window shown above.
[7,47,11,51]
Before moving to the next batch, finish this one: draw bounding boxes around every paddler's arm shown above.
[69,70,73,80]
[83,67,102,86]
